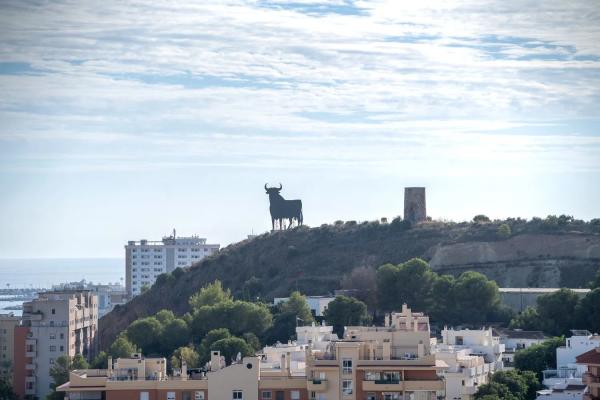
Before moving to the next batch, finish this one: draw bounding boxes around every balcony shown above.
[404,379,445,391]
[25,350,36,357]
[307,379,328,392]
[363,379,402,392]
[26,363,36,370]
[583,372,600,385]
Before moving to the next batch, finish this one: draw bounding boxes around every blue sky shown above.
[0,0,599,258]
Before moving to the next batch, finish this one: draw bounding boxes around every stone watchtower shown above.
[404,187,426,224]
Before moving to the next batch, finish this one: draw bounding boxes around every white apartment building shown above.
[53,280,127,318]
[435,347,490,400]
[496,329,546,368]
[16,290,98,399]
[441,328,505,371]
[543,330,600,387]
[125,232,220,298]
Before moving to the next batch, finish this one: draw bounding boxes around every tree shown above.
[126,316,163,354]
[474,381,519,400]
[189,300,272,339]
[497,223,512,238]
[429,274,456,323]
[90,351,108,369]
[475,369,541,400]
[210,337,254,365]
[189,280,232,310]
[198,328,232,362]
[473,215,491,223]
[171,346,200,369]
[510,307,544,331]
[140,284,150,294]
[109,334,139,358]
[323,296,370,337]
[161,318,190,354]
[280,291,314,325]
[0,376,18,400]
[155,309,176,325]
[514,337,565,380]
[376,258,436,312]
[243,332,261,352]
[453,271,501,324]
[575,288,600,333]
[536,289,579,335]
[47,354,88,400]
[341,266,378,313]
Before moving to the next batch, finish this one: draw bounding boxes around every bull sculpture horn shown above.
[278,183,282,190]
[264,183,269,190]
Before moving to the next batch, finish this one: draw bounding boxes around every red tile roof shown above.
[576,347,600,365]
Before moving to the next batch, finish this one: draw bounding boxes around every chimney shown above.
[281,354,288,376]
[181,360,187,380]
[210,351,222,371]
[286,352,291,375]
[384,314,390,327]
[107,356,113,378]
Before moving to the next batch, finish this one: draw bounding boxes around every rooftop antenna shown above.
[173,228,176,238]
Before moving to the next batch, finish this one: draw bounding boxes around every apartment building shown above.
[543,331,600,387]
[58,305,447,400]
[0,313,21,383]
[125,232,220,298]
[53,280,127,318]
[434,348,489,400]
[13,290,98,399]
[274,297,335,318]
[577,347,600,400]
[306,304,446,400]
[440,328,504,372]
[495,329,546,368]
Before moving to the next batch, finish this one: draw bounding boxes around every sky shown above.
[0,0,599,258]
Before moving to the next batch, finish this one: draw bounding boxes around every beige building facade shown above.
[15,290,98,399]
[59,305,446,400]
[0,313,21,383]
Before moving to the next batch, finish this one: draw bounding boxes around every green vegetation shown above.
[377,259,508,325]
[323,295,370,336]
[513,337,565,380]
[510,288,600,336]
[100,215,600,347]
[474,369,541,400]
[47,354,89,400]
[171,346,200,369]
[497,223,511,238]
[0,376,18,400]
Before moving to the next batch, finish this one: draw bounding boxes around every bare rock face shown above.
[428,234,600,267]
[427,233,600,287]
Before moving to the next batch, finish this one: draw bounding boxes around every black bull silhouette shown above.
[264,184,303,230]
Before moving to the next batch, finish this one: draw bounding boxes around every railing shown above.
[374,379,401,384]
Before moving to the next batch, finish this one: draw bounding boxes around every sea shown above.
[0,258,122,316]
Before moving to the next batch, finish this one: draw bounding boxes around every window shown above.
[383,394,401,400]
[291,391,300,400]
[140,393,149,400]
[182,392,192,400]
[342,358,352,374]
[167,392,176,400]
[195,392,205,400]
[49,345,56,352]
[275,392,284,400]
[366,394,376,400]
[60,345,64,352]
[261,391,272,400]
[49,333,56,339]
[51,308,56,314]
[233,390,243,400]
[49,358,54,364]
[342,379,353,395]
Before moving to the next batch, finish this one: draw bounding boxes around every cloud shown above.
[0,0,599,176]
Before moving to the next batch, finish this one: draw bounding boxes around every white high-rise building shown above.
[125,231,219,298]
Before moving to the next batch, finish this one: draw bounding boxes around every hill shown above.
[99,217,600,350]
